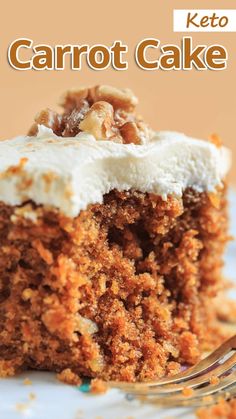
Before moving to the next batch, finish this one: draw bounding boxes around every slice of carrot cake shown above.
[0,85,232,381]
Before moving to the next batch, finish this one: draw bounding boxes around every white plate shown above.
[1,191,236,419]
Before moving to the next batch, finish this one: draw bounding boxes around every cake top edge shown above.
[0,126,231,217]
[0,125,232,159]
[0,84,232,217]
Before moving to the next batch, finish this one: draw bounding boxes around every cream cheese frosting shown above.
[0,126,231,217]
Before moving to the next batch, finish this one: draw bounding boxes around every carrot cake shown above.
[0,85,232,382]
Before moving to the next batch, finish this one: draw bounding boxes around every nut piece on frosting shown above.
[91,85,138,112]
[120,121,144,145]
[79,101,116,141]
[28,85,154,144]
[28,109,62,137]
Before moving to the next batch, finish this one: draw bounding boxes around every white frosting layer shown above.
[0,126,231,217]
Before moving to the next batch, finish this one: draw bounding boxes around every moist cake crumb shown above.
[90,378,108,394]
[210,375,220,385]
[0,187,231,381]
[182,387,194,397]
[23,377,32,385]
[57,369,82,386]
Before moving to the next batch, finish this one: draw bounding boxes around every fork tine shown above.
[137,370,236,407]
[190,369,236,398]
[109,335,236,390]
[123,352,236,395]
[143,386,236,408]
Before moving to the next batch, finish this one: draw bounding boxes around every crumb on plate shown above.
[90,378,108,394]
[57,368,82,386]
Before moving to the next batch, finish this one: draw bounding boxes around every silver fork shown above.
[109,335,236,407]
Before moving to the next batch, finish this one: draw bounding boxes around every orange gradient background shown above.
[1,0,235,185]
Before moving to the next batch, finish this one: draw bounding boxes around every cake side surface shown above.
[0,187,229,381]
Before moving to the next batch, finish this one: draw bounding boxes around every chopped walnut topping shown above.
[79,101,117,141]
[59,87,90,111]
[28,85,154,144]
[120,122,141,144]
[63,102,90,137]
[28,109,62,137]
[90,85,138,111]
